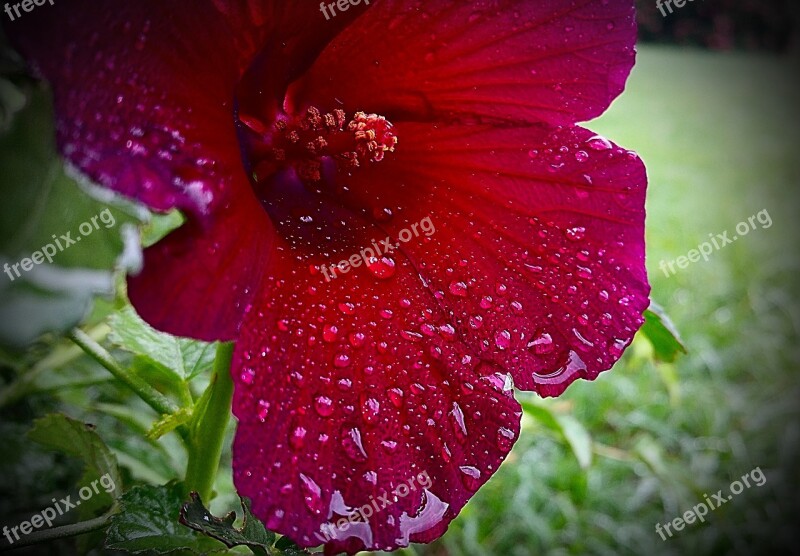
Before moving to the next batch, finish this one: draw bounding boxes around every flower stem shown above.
[1,511,114,550]
[69,328,180,416]
[183,342,234,503]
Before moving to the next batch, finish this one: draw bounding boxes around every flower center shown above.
[239,107,397,186]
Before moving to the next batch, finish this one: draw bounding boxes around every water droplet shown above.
[441,443,452,463]
[609,338,627,357]
[349,332,366,348]
[496,427,515,451]
[469,315,483,329]
[337,378,353,391]
[459,466,482,490]
[439,324,457,341]
[387,387,404,408]
[314,395,334,417]
[266,507,284,529]
[450,402,468,441]
[495,330,512,350]
[333,353,351,368]
[380,439,398,453]
[338,302,355,314]
[366,256,397,279]
[565,227,586,241]
[361,396,380,424]
[322,324,339,343]
[449,281,468,297]
[298,473,324,515]
[289,426,307,451]
[240,367,255,385]
[257,399,270,422]
[574,150,589,162]
[528,333,554,354]
[586,135,613,151]
[342,427,368,461]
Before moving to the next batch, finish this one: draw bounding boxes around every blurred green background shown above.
[1,44,799,556]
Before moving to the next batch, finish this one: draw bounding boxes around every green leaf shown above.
[520,400,593,469]
[554,415,593,470]
[28,414,123,505]
[109,306,217,383]
[640,301,687,363]
[106,483,224,555]
[179,494,308,556]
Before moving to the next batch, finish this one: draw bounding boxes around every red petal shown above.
[127,191,274,341]
[335,122,650,396]
[232,247,521,553]
[288,0,637,125]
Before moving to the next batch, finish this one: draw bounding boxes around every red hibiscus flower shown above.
[8,0,649,553]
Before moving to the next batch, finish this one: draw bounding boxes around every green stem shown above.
[0,324,110,408]
[68,328,180,417]
[183,342,234,503]
[0,512,113,552]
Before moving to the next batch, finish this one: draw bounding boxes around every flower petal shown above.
[231,219,521,552]
[7,1,362,339]
[288,0,637,125]
[335,122,650,396]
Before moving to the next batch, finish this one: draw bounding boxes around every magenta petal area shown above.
[336,122,650,396]
[288,0,637,126]
[231,250,522,553]
[5,0,380,339]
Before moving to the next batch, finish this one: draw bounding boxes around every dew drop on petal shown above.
[240,367,255,385]
[298,473,324,515]
[361,396,380,424]
[586,135,613,151]
[349,331,366,347]
[289,426,307,451]
[342,427,368,462]
[495,330,512,350]
[496,427,516,451]
[528,333,554,354]
[387,387,404,408]
[366,256,396,279]
[450,402,468,441]
[565,227,586,241]
[322,324,339,343]
[266,507,284,529]
[459,466,482,491]
[257,399,270,422]
[333,353,351,368]
[314,394,334,417]
[449,281,468,297]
